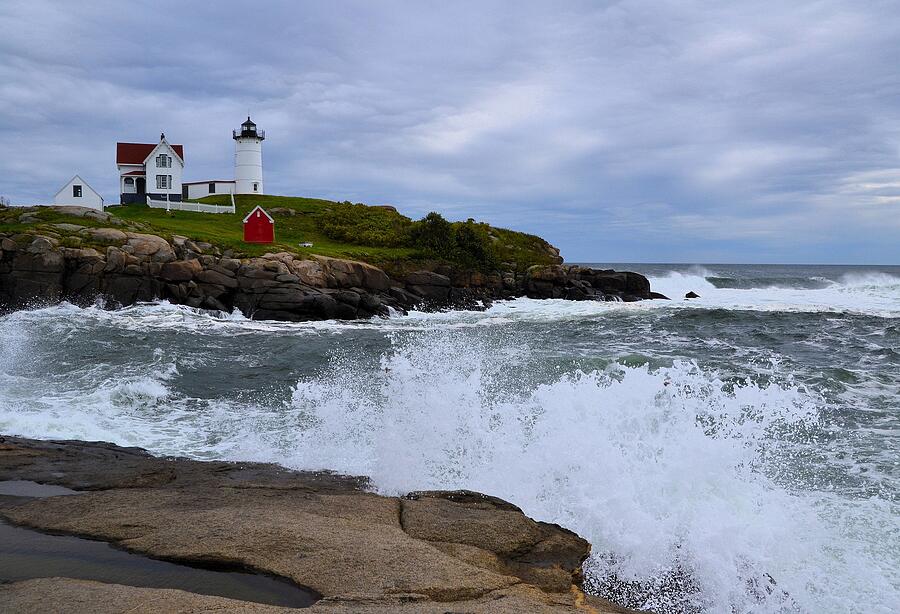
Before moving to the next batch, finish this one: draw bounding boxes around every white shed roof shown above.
[242,205,274,223]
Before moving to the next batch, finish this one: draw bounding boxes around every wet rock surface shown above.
[0,206,652,321]
[0,513,319,608]
[0,435,639,613]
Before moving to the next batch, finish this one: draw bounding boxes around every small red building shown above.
[243,206,275,243]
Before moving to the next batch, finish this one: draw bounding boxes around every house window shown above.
[209,182,215,194]
[253,182,258,192]
[156,175,171,190]
[73,185,82,198]
[156,154,171,168]
[124,177,134,185]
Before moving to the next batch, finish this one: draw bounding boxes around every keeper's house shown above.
[117,134,184,204]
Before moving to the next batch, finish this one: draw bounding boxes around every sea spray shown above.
[642,269,900,317]
[263,331,830,612]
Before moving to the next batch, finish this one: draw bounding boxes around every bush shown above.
[311,202,544,271]
[408,212,498,271]
[408,212,455,258]
[452,220,497,270]
[315,202,410,247]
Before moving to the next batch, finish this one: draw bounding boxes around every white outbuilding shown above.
[54,175,104,210]
[182,179,236,200]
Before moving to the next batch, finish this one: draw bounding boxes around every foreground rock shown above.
[0,206,653,321]
[0,436,637,613]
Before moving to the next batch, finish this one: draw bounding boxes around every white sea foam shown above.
[644,270,900,317]
[0,300,406,334]
[180,332,893,614]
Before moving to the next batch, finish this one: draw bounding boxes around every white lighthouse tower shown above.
[233,116,265,195]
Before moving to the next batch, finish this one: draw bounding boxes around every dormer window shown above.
[156,154,171,168]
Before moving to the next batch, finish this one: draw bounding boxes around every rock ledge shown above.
[0,435,637,613]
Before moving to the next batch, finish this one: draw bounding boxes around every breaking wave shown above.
[205,332,896,614]
[645,268,900,317]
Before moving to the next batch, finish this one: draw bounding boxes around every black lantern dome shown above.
[234,116,265,140]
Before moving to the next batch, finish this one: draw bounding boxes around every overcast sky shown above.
[2,1,899,263]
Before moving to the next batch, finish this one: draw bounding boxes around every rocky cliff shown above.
[0,435,638,613]
[0,206,653,321]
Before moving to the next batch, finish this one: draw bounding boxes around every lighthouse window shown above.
[253,183,258,192]
[73,185,82,198]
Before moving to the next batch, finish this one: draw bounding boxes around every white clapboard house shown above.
[116,134,185,205]
[53,175,104,210]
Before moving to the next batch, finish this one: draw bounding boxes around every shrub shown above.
[451,220,497,270]
[408,212,498,271]
[408,212,456,258]
[314,202,410,247]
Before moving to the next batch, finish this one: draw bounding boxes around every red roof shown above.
[116,142,184,165]
[121,170,146,176]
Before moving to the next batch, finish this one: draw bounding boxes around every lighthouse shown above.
[233,116,265,195]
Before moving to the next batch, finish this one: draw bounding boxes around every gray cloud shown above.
[1,0,898,263]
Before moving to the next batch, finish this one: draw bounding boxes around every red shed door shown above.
[243,207,274,243]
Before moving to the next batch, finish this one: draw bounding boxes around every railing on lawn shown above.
[146,194,236,214]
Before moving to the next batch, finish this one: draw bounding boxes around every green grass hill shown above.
[1,195,561,272]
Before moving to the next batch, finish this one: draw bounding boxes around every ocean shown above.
[1,263,898,613]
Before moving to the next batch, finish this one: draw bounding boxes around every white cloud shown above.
[693,144,830,186]
[410,81,550,154]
